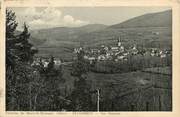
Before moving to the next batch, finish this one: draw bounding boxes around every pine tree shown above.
[18,23,38,62]
[6,10,38,67]
[6,9,38,111]
[6,9,18,68]
[6,10,18,38]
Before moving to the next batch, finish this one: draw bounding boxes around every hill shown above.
[30,24,107,59]
[29,10,172,59]
[30,24,107,43]
[109,10,172,28]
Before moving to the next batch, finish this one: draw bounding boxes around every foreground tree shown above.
[68,49,93,111]
[6,9,38,110]
[6,9,68,111]
[6,10,37,67]
[35,56,66,110]
[18,23,38,62]
[6,9,18,68]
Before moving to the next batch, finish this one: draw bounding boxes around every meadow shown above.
[60,65,172,111]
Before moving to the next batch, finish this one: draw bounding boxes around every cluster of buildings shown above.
[150,48,170,58]
[31,57,62,68]
[74,37,171,63]
[31,36,171,67]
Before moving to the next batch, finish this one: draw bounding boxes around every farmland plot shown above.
[85,69,172,111]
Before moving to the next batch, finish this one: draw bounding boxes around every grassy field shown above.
[59,65,172,111]
[142,66,172,75]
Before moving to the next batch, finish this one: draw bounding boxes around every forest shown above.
[6,9,95,111]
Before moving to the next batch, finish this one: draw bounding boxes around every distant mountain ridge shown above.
[31,24,108,35]
[29,10,172,58]
[30,24,107,46]
[109,10,172,28]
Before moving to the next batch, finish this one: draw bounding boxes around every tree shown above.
[6,9,18,38]
[6,10,38,68]
[35,56,65,110]
[69,49,93,111]
[71,49,89,77]
[18,23,38,62]
[6,9,18,68]
[6,9,38,111]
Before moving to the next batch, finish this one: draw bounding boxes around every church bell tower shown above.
[118,37,121,47]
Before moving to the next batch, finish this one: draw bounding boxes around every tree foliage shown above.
[71,49,89,77]
[6,10,38,68]
[69,49,94,111]
[6,9,38,110]
[33,56,65,110]
[6,10,18,38]
[6,9,66,111]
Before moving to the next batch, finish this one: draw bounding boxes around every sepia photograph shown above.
[5,6,172,111]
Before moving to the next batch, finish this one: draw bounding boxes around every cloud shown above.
[21,7,89,30]
[63,15,89,26]
[24,7,39,17]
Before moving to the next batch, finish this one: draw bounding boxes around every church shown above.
[111,37,124,52]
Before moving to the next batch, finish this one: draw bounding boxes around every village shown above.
[74,37,171,63]
[31,37,172,68]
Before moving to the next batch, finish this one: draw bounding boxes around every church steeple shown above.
[118,36,121,47]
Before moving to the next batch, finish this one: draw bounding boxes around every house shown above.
[159,50,167,58]
[31,60,40,66]
[115,51,121,56]
[160,54,166,58]
[115,59,118,62]
[74,48,80,53]
[84,55,89,59]
[123,52,129,56]
[98,55,106,61]
[101,45,105,48]
[131,45,138,55]
[152,31,160,35]
[43,61,49,68]
[117,55,125,60]
[151,53,155,57]
[120,46,124,51]
[88,57,96,61]
[111,47,119,52]
[104,46,109,51]
[91,49,99,53]
[54,59,62,66]
[111,46,119,50]
[88,57,96,64]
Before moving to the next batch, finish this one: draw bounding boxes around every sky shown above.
[9,7,171,30]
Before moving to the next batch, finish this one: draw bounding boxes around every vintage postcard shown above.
[0,0,180,117]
